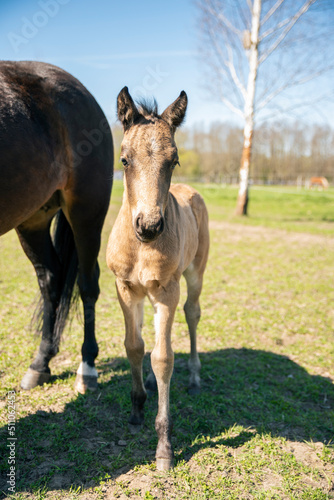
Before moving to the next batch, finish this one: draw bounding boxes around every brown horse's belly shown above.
[0,175,63,235]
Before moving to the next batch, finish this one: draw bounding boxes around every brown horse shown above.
[106,87,209,470]
[309,177,329,189]
[0,61,113,392]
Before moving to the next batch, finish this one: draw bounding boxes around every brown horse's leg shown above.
[116,279,147,425]
[16,213,61,389]
[61,145,112,393]
[67,220,102,394]
[74,265,100,394]
[183,264,203,396]
[148,280,180,471]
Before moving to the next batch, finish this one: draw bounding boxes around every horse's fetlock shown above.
[130,389,146,425]
[155,414,173,439]
[131,389,147,410]
[82,343,98,364]
[39,339,58,359]
[155,418,174,462]
[30,360,51,374]
[188,357,201,373]
[189,372,201,386]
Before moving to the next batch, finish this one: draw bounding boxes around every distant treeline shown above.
[112,121,334,185]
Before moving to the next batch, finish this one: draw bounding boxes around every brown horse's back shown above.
[0,61,113,234]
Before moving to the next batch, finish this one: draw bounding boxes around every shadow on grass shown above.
[0,348,333,497]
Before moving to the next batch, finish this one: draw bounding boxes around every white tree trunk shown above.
[236,0,261,216]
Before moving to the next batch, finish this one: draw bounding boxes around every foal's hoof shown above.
[21,368,50,390]
[75,374,98,394]
[128,423,142,435]
[156,457,174,471]
[129,413,144,426]
[188,384,201,396]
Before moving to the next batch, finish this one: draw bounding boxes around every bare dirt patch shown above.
[209,220,334,246]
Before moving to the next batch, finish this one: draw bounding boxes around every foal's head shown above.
[117,86,187,243]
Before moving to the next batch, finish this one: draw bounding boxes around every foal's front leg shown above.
[116,279,147,425]
[148,280,180,471]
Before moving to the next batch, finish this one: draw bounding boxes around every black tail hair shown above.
[52,210,79,349]
[33,210,79,348]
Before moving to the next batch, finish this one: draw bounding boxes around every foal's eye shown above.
[171,160,180,170]
[121,158,128,168]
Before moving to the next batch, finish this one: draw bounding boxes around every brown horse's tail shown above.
[32,210,78,348]
[52,210,79,348]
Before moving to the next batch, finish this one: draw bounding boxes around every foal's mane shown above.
[137,98,159,119]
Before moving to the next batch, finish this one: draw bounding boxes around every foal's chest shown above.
[107,190,200,287]
[110,238,181,287]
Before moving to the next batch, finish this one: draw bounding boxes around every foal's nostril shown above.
[136,213,143,231]
[155,217,164,234]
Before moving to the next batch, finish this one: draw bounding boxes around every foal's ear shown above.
[161,91,188,132]
[117,87,140,131]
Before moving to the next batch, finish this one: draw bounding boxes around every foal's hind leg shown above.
[116,279,147,425]
[183,263,203,396]
[17,212,61,389]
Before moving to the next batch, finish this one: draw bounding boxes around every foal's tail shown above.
[52,210,79,348]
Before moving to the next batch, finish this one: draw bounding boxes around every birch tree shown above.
[198,0,334,215]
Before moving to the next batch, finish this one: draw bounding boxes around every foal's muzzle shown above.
[135,213,165,242]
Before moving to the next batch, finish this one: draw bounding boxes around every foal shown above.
[106,87,209,470]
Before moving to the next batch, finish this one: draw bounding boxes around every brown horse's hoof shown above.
[21,368,50,390]
[75,374,98,394]
[156,457,174,471]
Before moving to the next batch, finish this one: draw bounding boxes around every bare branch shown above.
[256,89,334,124]
[257,58,334,111]
[202,0,244,37]
[205,22,246,110]
[260,0,285,26]
[220,96,245,118]
[259,16,290,42]
[259,0,317,65]
[257,69,331,111]
[246,0,253,13]
[237,1,251,30]
[226,45,247,101]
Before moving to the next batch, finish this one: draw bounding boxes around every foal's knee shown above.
[151,349,174,382]
[125,337,145,363]
[184,300,201,322]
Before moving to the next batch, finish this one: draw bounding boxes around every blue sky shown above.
[1,0,333,130]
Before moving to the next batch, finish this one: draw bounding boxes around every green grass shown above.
[191,182,334,235]
[0,181,333,499]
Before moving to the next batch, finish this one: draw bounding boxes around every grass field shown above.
[0,181,334,499]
